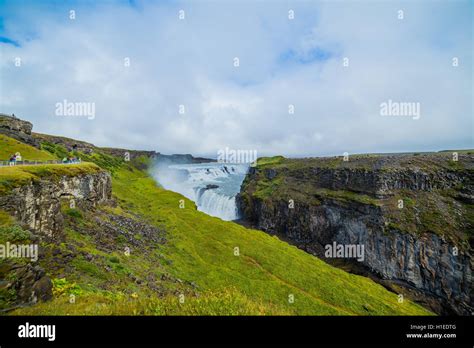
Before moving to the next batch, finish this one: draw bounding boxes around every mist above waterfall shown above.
[152,162,248,221]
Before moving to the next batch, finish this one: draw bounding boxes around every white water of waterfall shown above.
[152,162,248,221]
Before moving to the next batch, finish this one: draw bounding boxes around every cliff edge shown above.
[238,154,474,314]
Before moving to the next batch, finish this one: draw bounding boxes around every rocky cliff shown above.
[238,153,474,315]
[0,166,111,240]
[0,114,39,148]
[0,163,112,310]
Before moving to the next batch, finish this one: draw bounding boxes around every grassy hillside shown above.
[0,131,433,315]
[0,134,57,161]
[109,166,432,315]
[6,158,432,315]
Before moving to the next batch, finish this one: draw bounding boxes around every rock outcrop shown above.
[284,165,473,200]
[0,114,40,148]
[0,262,53,310]
[0,168,111,310]
[0,171,112,240]
[238,154,474,315]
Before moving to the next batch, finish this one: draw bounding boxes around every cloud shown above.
[0,0,472,157]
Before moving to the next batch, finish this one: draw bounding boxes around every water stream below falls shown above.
[153,162,248,221]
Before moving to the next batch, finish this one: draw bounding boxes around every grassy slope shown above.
[0,134,57,161]
[108,166,430,315]
[3,143,432,315]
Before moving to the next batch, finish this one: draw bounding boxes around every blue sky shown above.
[0,0,472,157]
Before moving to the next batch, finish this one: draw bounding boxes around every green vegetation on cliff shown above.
[0,134,56,161]
[255,152,474,172]
[0,163,102,194]
[240,155,473,248]
[0,133,433,315]
[7,153,430,315]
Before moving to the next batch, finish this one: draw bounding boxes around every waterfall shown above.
[195,187,238,220]
[153,162,248,221]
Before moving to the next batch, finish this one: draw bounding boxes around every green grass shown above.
[313,188,380,206]
[75,151,124,173]
[253,176,284,199]
[0,134,57,161]
[12,287,290,315]
[0,163,102,194]
[256,156,285,168]
[0,209,14,227]
[102,166,430,315]
[39,141,69,159]
[39,137,126,174]
[9,163,432,315]
[1,141,432,315]
[255,152,474,173]
[0,225,32,244]
[381,190,472,249]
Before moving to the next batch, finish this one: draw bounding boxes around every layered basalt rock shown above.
[0,171,111,240]
[238,153,474,314]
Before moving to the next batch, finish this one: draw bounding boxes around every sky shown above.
[0,0,472,158]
